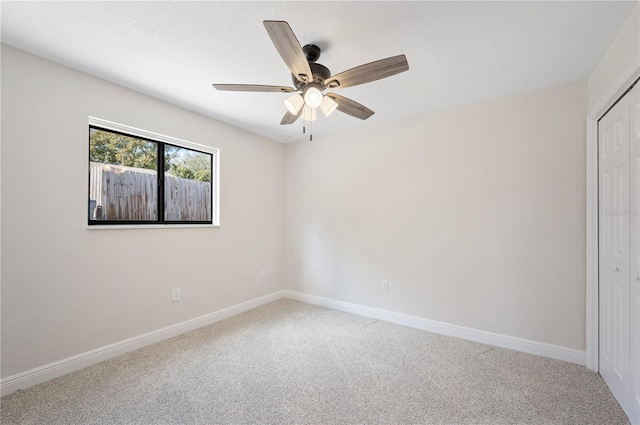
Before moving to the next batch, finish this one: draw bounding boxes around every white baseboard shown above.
[1,290,285,397]
[284,290,586,366]
[2,288,586,397]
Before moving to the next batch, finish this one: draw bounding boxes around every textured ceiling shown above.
[1,1,636,143]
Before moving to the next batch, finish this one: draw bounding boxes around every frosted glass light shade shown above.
[301,105,317,121]
[284,94,304,115]
[303,87,323,108]
[320,95,338,117]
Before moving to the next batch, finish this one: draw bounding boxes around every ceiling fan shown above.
[212,20,409,126]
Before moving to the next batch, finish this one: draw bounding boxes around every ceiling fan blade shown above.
[212,84,296,92]
[280,109,301,125]
[326,93,374,120]
[325,55,409,89]
[263,20,313,83]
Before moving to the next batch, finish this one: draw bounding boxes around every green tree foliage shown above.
[90,129,211,182]
[165,147,211,182]
[90,129,158,170]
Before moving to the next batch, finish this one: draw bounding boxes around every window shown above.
[88,117,218,226]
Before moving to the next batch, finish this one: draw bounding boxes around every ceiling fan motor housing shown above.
[292,63,331,88]
[303,44,321,63]
[292,45,331,88]
[291,44,331,90]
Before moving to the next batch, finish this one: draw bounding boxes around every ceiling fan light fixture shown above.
[302,105,317,121]
[284,93,304,115]
[303,86,323,108]
[320,95,338,117]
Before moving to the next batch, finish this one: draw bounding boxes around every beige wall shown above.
[0,45,285,377]
[1,31,605,379]
[588,2,639,111]
[284,81,588,350]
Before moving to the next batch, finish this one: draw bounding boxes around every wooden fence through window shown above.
[89,162,211,221]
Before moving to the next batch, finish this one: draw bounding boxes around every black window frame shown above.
[88,121,217,226]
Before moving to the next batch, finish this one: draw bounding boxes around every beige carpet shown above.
[0,299,630,424]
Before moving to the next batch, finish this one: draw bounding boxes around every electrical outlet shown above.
[172,288,181,302]
[260,269,266,279]
[382,280,389,291]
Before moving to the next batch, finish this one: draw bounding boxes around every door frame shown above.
[586,63,640,371]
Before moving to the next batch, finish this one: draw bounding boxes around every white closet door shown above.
[630,82,640,424]
[599,92,631,415]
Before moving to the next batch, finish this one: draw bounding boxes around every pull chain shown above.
[301,113,313,141]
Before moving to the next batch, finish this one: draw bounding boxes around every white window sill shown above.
[87,224,220,230]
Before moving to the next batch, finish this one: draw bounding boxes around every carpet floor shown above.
[0,299,630,424]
